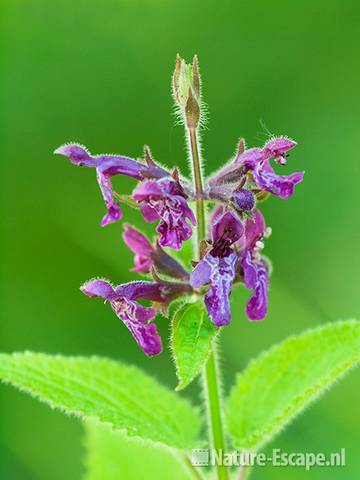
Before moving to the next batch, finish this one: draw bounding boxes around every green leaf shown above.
[0,352,202,449]
[83,419,191,480]
[171,301,220,390]
[226,320,360,450]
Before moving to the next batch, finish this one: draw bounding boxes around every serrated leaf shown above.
[226,320,360,450]
[172,301,219,390]
[0,352,202,449]
[83,419,191,480]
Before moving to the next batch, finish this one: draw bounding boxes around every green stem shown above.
[187,126,229,480]
[238,464,251,480]
[188,128,205,249]
[175,451,207,480]
[204,349,229,480]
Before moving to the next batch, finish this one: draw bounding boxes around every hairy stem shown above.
[203,348,229,480]
[188,128,206,249]
[188,126,229,480]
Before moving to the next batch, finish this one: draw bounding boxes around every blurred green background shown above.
[1,0,360,478]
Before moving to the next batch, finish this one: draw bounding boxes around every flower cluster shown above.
[55,57,304,357]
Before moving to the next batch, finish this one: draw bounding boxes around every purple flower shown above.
[210,209,244,257]
[253,160,304,199]
[242,137,304,200]
[81,279,163,356]
[122,225,154,273]
[81,278,191,356]
[242,252,269,321]
[190,210,243,326]
[242,209,266,250]
[132,178,196,250]
[54,143,169,227]
[191,253,238,326]
[235,147,263,169]
[235,137,297,168]
[122,224,190,280]
[239,209,270,321]
[207,147,263,186]
[262,137,297,165]
[207,137,304,201]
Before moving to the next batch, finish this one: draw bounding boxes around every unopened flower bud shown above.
[172,54,201,129]
[232,188,255,212]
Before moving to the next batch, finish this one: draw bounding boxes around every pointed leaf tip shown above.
[171,301,220,390]
[225,320,360,450]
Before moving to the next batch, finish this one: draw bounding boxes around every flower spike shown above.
[58,57,305,353]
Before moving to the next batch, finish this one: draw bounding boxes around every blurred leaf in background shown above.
[83,420,191,480]
[1,0,360,478]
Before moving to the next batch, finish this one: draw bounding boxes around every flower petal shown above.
[122,225,153,256]
[190,258,211,288]
[211,210,244,257]
[204,253,238,326]
[242,252,269,321]
[254,160,304,199]
[122,225,154,273]
[243,209,266,250]
[96,170,122,226]
[111,298,162,356]
[55,143,155,226]
[132,180,163,200]
[55,143,145,179]
[264,137,297,154]
[81,279,163,356]
[122,225,189,279]
[192,253,237,326]
[140,203,160,223]
[115,281,164,302]
[54,144,97,166]
[80,278,118,301]
[81,278,192,356]
[133,179,196,250]
[156,197,194,250]
[132,256,153,273]
[235,147,263,168]
[262,137,297,165]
